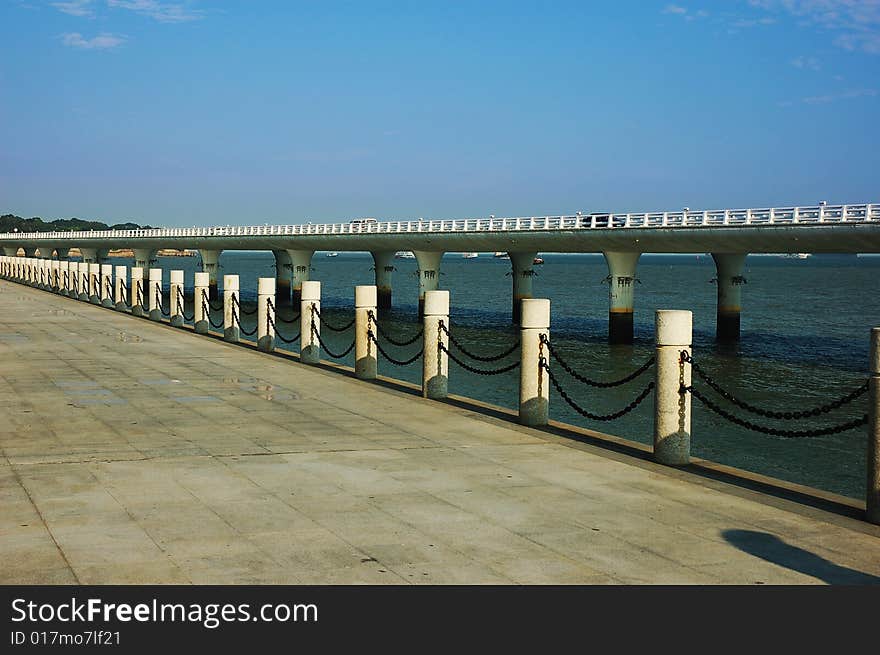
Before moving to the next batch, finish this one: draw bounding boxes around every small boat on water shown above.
[781,253,811,259]
[493,252,509,259]
[326,252,338,257]
[462,252,478,259]
[533,257,544,265]
[395,251,415,259]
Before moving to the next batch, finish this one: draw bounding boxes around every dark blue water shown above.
[122,251,879,500]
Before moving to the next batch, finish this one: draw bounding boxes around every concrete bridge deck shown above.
[2,280,879,585]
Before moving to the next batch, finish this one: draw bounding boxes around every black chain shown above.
[231,304,258,336]
[267,313,300,343]
[202,291,225,328]
[439,320,519,362]
[231,294,258,315]
[176,289,195,321]
[267,299,300,324]
[679,351,868,420]
[368,330,423,366]
[136,283,147,310]
[105,278,114,299]
[309,320,355,358]
[439,342,520,375]
[543,358,654,421]
[155,289,171,317]
[208,297,224,311]
[119,278,129,306]
[311,305,356,332]
[367,311,423,346]
[684,384,868,438]
[541,334,655,387]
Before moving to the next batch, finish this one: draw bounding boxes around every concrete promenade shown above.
[2,281,879,585]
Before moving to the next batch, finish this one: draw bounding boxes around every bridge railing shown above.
[0,203,875,240]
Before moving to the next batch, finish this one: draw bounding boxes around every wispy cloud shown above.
[791,54,821,70]
[802,87,878,103]
[106,0,203,23]
[51,0,94,17]
[748,0,880,54]
[61,31,126,49]
[662,4,709,21]
[663,4,688,14]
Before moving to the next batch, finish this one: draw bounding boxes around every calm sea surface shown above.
[125,251,880,500]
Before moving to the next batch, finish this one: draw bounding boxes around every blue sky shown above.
[1,1,878,226]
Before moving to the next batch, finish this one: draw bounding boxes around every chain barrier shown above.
[266,312,300,343]
[541,357,654,420]
[231,303,258,336]
[208,297,224,311]
[311,305,356,332]
[231,294,258,316]
[119,278,129,306]
[439,342,520,375]
[176,289,195,322]
[309,314,355,358]
[366,310,423,347]
[202,291,225,329]
[155,289,171,317]
[367,330,423,366]
[679,351,868,420]
[540,334,654,388]
[267,299,300,324]
[104,278,114,300]
[438,320,519,362]
[136,283,147,311]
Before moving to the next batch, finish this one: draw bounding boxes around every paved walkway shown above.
[1,280,879,584]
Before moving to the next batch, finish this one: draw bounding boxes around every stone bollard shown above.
[89,263,101,304]
[59,260,69,296]
[149,268,163,321]
[51,260,60,291]
[654,310,693,465]
[223,274,239,342]
[257,277,275,352]
[519,298,550,426]
[194,272,210,334]
[422,289,449,399]
[78,262,89,301]
[300,280,321,364]
[170,270,184,327]
[101,264,114,308]
[115,265,128,311]
[37,259,46,289]
[868,327,880,525]
[130,267,145,317]
[355,285,378,380]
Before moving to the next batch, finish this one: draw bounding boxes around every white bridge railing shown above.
[1,203,876,241]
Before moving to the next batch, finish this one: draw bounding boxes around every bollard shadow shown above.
[722,529,880,584]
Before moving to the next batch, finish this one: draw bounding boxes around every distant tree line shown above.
[0,214,152,233]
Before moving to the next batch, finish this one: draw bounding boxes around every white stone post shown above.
[88,262,101,304]
[194,271,210,334]
[654,310,693,465]
[58,260,69,295]
[300,280,321,364]
[224,274,239,342]
[355,285,378,380]
[422,289,449,399]
[100,264,113,307]
[131,267,145,317]
[77,262,89,301]
[170,270,184,327]
[148,268,163,321]
[257,277,275,352]
[38,259,47,289]
[868,327,880,525]
[51,260,60,291]
[519,298,550,426]
[115,265,128,311]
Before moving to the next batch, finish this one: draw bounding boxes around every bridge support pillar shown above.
[272,250,292,305]
[284,250,314,304]
[509,251,537,324]
[413,251,443,317]
[79,247,98,263]
[370,251,395,310]
[422,290,449,399]
[96,249,111,264]
[3,247,18,257]
[603,251,640,344]
[654,310,692,466]
[194,272,210,334]
[133,249,157,300]
[519,299,550,426]
[23,248,36,258]
[711,253,747,343]
[355,285,378,380]
[197,249,221,300]
[38,247,54,259]
[300,280,321,364]
[56,248,70,260]
[868,328,880,525]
